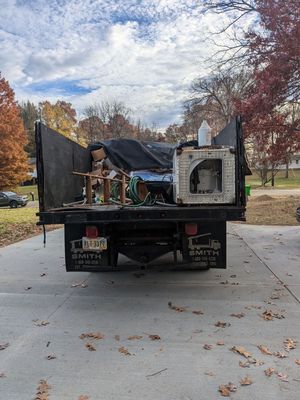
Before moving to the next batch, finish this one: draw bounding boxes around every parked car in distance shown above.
[0,191,28,208]
[296,207,300,223]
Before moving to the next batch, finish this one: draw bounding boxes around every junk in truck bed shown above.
[35,116,248,272]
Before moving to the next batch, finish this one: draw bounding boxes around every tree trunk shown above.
[285,162,289,178]
[271,164,275,187]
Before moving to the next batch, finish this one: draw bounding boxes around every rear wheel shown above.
[10,200,18,208]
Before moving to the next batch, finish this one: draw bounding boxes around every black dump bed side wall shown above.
[35,122,91,211]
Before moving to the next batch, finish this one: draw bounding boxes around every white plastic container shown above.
[198,120,211,146]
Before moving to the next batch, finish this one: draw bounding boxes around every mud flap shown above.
[182,222,226,269]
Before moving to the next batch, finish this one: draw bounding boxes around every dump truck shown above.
[35,116,247,272]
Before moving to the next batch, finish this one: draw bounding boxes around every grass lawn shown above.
[0,206,41,247]
[246,169,300,189]
[13,184,38,199]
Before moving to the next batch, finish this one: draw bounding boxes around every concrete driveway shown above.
[0,224,300,400]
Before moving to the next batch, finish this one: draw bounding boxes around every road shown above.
[0,224,300,400]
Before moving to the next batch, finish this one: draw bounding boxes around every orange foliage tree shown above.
[0,73,28,189]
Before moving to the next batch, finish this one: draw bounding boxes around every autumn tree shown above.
[0,73,29,189]
[205,0,300,185]
[20,101,39,157]
[40,100,78,139]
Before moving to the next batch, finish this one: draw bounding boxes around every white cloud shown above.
[0,0,239,128]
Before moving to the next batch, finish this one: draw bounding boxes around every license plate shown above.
[82,237,107,251]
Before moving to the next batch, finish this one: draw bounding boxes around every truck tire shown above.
[10,200,18,208]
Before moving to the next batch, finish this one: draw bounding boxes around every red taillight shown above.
[185,223,198,236]
[85,225,98,238]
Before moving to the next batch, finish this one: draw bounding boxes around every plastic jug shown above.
[198,120,211,146]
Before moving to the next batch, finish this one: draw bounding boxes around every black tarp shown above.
[89,139,176,171]
[36,122,91,211]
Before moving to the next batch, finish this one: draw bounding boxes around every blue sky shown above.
[0,0,250,128]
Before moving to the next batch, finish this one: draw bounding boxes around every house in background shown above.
[278,154,300,170]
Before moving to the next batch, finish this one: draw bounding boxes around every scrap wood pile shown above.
[70,139,175,208]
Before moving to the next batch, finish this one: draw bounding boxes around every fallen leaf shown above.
[71,283,81,287]
[40,273,46,277]
[0,373,6,378]
[264,368,275,377]
[0,343,9,351]
[78,396,89,400]
[205,371,215,376]
[261,310,285,321]
[25,286,32,290]
[118,346,131,356]
[79,332,105,340]
[284,338,297,351]
[81,283,88,288]
[295,359,300,365]
[168,301,187,312]
[217,340,225,346]
[46,354,56,360]
[273,351,287,358]
[35,379,51,400]
[148,334,161,341]
[114,335,120,341]
[192,310,204,315]
[34,320,49,327]
[240,376,253,386]
[203,344,213,350]
[218,385,230,397]
[226,382,237,392]
[215,321,231,328]
[258,345,273,355]
[250,358,264,366]
[277,372,289,382]
[230,313,245,319]
[239,361,250,368]
[127,335,143,340]
[231,346,252,358]
[85,342,96,351]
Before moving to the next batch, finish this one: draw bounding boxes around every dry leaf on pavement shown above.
[258,345,273,355]
[114,335,120,341]
[284,338,297,351]
[240,376,253,386]
[85,342,96,351]
[261,310,285,321]
[230,313,245,319]
[239,361,250,368]
[277,372,289,382]
[192,310,204,315]
[40,273,46,277]
[46,354,56,360]
[205,371,215,376]
[273,351,287,358]
[231,346,252,358]
[79,332,105,340]
[0,343,9,351]
[203,344,213,350]
[148,334,161,341]
[219,385,230,397]
[168,301,187,312]
[295,359,300,365]
[34,320,49,327]
[0,373,6,378]
[215,321,231,328]
[118,346,131,356]
[217,340,225,346]
[219,382,237,396]
[127,335,143,340]
[35,379,51,400]
[78,396,89,400]
[264,368,275,377]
